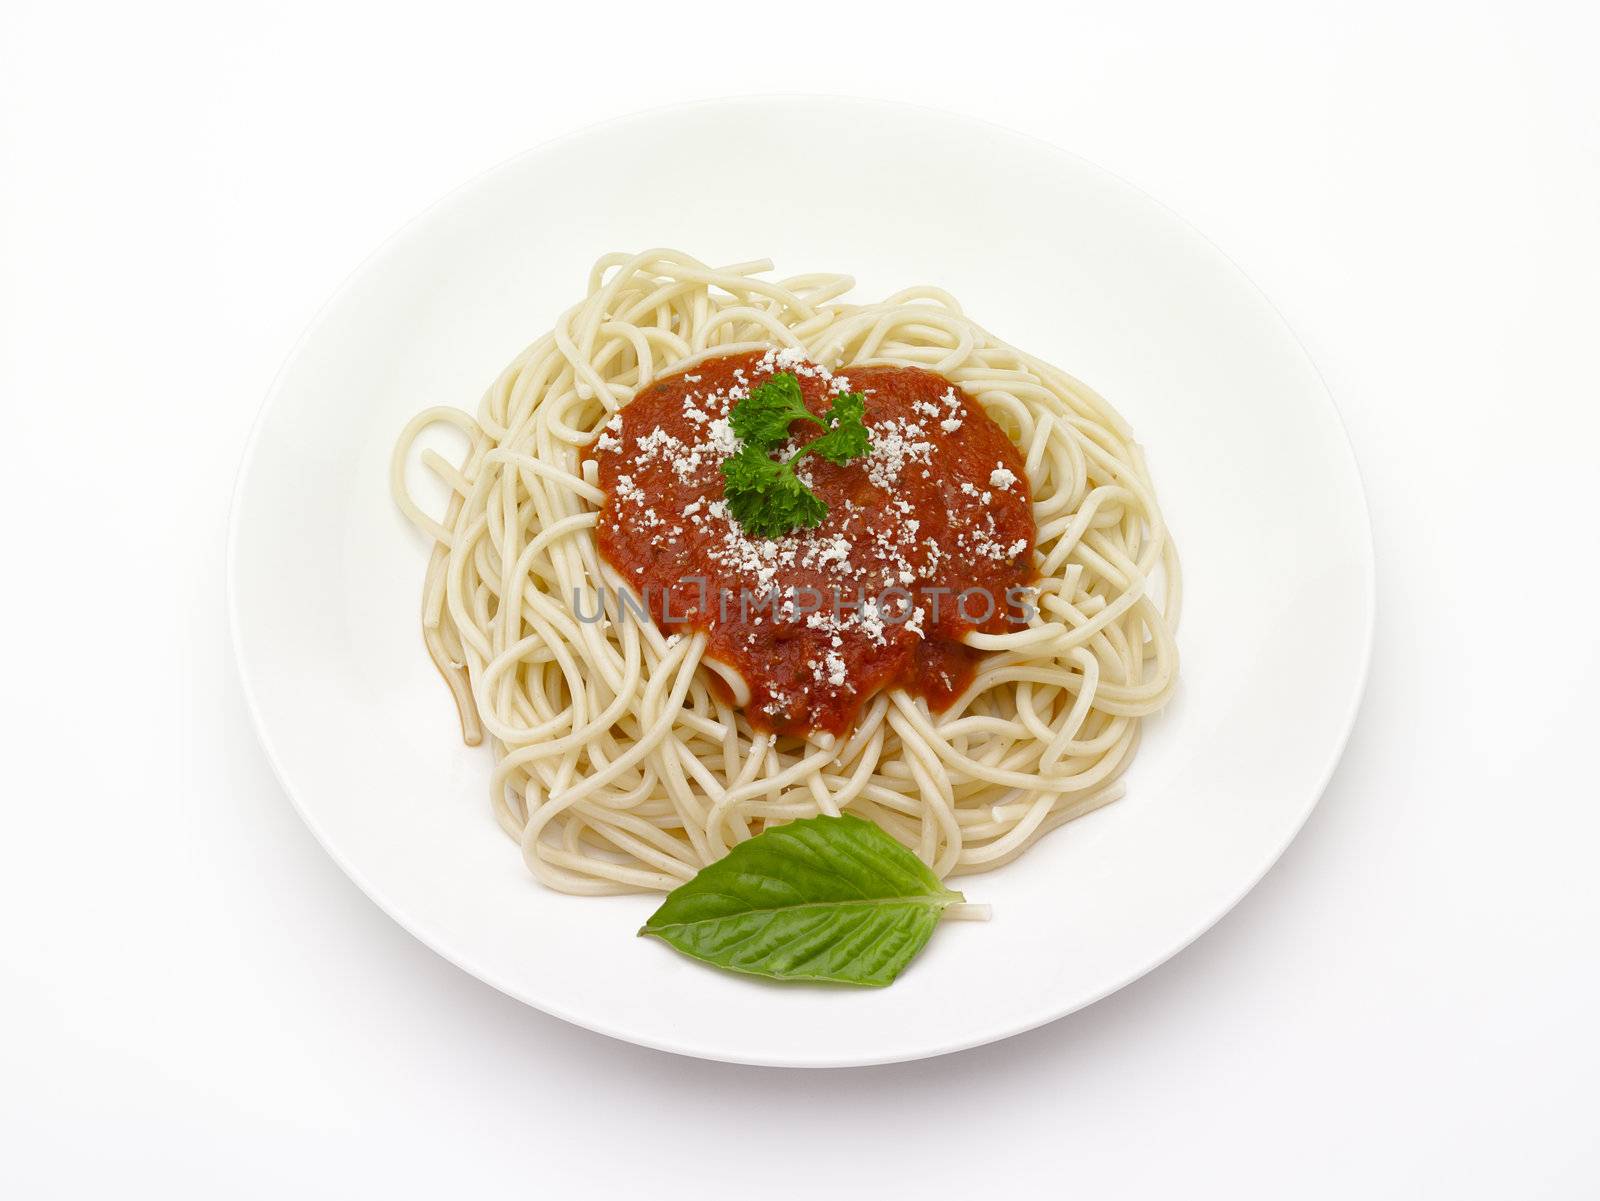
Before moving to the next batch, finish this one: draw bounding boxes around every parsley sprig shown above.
[719,371,871,539]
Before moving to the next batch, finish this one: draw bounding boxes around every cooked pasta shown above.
[392,250,1179,894]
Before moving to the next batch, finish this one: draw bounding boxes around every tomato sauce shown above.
[587,349,1034,736]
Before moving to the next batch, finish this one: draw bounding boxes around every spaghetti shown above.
[392,250,1179,894]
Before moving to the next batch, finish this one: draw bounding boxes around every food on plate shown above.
[392,250,1179,983]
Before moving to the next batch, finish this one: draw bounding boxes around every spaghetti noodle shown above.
[392,250,1179,895]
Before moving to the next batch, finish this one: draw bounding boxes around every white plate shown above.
[228,98,1373,1067]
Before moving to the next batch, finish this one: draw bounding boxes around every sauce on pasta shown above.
[589,349,1035,735]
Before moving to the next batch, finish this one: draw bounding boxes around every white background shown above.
[3,1,1597,1197]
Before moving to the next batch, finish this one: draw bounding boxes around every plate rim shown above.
[226,94,1376,1067]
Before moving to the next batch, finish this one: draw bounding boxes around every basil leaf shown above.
[639,814,965,987]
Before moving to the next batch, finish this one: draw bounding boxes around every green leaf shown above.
[719,370,874,539]
[718,443,783,493]
[730,371,822,449]
[805,391,870,465]
[823,388,865,429]
[720,445,827,539]
[638,814,965,987]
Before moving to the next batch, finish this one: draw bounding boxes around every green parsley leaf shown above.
[805,390,870,464]
[729,372,822,449]
[721,445,828,540]
[719,369,874,539]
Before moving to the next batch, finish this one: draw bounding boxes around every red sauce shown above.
[587,350,1034,736]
